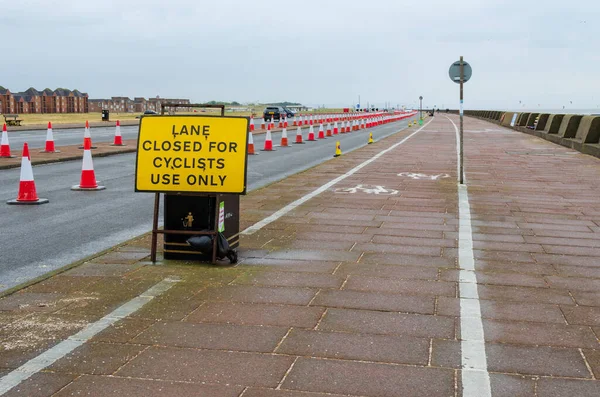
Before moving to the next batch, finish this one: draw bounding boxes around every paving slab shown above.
[1,114,600,395]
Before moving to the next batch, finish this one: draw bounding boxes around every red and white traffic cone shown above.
[7,143,49,205]
[309,115,314,125]
[293,116,297,126]
[41,122,60,153]
[112,120,125,146]
[318,123,325,139]
[303,115,308,126]
[278,117,283,128]
[79,121,97,149]
[262,128,275,151]
[307,125,316,141]
[250,118,255,132]
[280,127,289,147]
[72,139,105,191]
[333,121,339,135]
[247,131,256,155]
[346,121,351,133]
[0,123,15,158]
[340,121,346,134]
[326,123,332,137]
[270,118,275,130]
[294,126,304,144]
[284,117,288,128]
[261,119,266,130]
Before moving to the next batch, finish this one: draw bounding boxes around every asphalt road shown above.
[0,118,411,292]
[7,116,356,149]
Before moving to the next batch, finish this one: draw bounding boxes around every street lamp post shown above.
[419,96,423,120]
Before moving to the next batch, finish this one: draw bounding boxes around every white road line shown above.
[0,277,180,396]
[241,116,430,235]
[446,115,492,396]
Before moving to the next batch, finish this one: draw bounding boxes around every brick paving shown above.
[0,114,599,396]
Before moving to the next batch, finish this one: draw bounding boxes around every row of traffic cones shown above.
[250,111,404,132]
[6,138,105,205]
[0,121,126,159]
[248,111,418,157]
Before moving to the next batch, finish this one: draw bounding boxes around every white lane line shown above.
[446,115,491,396]
[0,277,180,395]
[241,115,428,235]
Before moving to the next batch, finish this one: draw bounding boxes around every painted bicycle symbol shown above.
[334,184,399,195]
[397,172,450,180]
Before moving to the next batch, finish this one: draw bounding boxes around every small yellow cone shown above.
[408,121,412,127]
[333,141,342,157]
[368,132,374,144]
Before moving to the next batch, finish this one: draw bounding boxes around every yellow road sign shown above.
[135,115,249,194]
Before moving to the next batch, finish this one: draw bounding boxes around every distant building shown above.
[0,86,88,114]
[88,96,191,113]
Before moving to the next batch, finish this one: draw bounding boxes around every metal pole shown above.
[459,56,464,185]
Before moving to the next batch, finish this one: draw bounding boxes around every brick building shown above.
[0,86,88,114]
[88,96,191,113]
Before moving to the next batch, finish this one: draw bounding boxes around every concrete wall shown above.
[557,115,583,138]
[535,114,550,131]
[517,113,531,126]
[545,115,564,134]
[463,110,600,159]
[574,116,600,144]
[526,113,540,127]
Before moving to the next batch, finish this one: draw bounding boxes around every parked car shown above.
[136,110,158,119]
[282,107,295,118]
[263,106,285,122]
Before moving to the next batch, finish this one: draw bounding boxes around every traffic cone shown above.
[270,118,275,130]
[368,132,374,144]
[79,121,97,149]
[247,131,257,155]
[307,125,316,141]
[250,118,255,132]
[261,119,266,130]
[111,120,125,146]
[262,128,275,151]
[294,126,304,144]
[0,123,15,158]
[318,123,325,139]
[72,139,105,191]
[333,141,342,158]
[278,117,283,128]
[303,115,308,126]
[284,116,288,128]
[309,115,314,125]
[7,143,49,205]
[41,122,60,153]
[333,121,339,135]
[326,123,332,137]
[280,127,289,147]
[293,116,298,126]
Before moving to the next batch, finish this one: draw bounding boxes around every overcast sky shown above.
[1,0,599,110]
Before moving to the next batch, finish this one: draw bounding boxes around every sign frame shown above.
[134,113,250,195]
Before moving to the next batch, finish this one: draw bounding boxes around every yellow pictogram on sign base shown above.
[135,115,249,194]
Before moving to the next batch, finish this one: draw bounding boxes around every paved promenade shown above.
[0,115,599,396]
